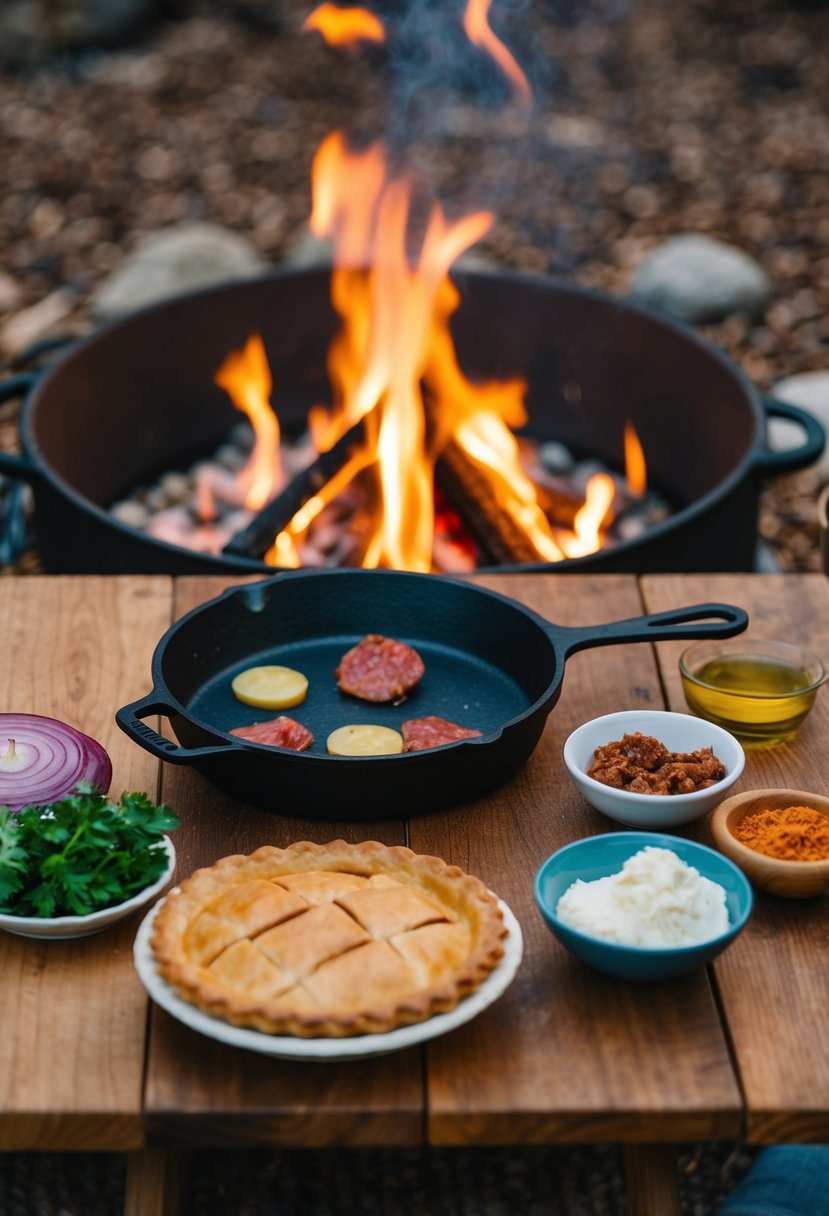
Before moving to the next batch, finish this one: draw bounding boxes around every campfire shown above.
[110,2,667,573]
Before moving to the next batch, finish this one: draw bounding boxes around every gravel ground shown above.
[0,1,825,1210]
[0,1142,758,1215]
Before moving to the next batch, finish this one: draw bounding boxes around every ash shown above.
[108,422,669,570]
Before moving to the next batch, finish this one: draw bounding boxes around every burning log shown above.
[222,418,367,560]
[434,440,544,565]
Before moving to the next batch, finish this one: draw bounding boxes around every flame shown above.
[303,3,385,47]
[259,131,631,570]
[282,132,499,571]
[214,334,283,510]
[559,473,615,558]
[424,276,565,561]
[462,0,531,106]
[624,419,647,497]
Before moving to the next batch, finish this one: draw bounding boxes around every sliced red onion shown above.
[0,714,112,812]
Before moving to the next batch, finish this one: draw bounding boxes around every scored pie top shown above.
[150,839,507,1038]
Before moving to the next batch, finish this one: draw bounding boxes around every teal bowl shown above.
[534,832,753,981]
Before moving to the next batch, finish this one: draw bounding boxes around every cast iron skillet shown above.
[116,569,748,818]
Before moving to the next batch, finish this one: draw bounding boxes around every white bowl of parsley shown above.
[0,788,178,939]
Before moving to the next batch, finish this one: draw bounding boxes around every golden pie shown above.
[151,840,507,1038]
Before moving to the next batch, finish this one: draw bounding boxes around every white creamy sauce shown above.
[555,846,729,948]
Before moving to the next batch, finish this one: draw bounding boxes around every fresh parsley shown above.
[0,787,179,919]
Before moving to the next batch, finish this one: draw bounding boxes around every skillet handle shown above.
[546,602,748,661]
[115,692,243,763]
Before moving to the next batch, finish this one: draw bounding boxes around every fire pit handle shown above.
[754,397,826,477]
[0,375,40,486]
[541,602,749,661]
[115,693,243,763]
[0,375,39,567]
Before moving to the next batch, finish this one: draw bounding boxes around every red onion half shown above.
[0,714,113,812]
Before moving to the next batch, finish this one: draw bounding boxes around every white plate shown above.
[133,894,523,1060]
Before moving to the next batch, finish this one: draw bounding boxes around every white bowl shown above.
[0,837,176,940]
[563,711,745,828]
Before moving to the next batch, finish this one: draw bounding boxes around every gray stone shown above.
[768,370,829,479]
[629,234,773,325]
[0,272,23,315]
[0,0,156,67]
[91,223,268,320]
[279,230,333,270]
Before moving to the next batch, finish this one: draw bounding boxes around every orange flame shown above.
[303,3,385,47]
[559,473,615,558]
[624,419,647,497]
[292,132,497,570]
[424,276,565,561]
[462,0,531,106]
[214,334,283,510]
[262,132,628,570]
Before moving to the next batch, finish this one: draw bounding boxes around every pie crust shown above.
[150,840,507,1038]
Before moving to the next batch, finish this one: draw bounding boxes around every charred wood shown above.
[222,418,366,559]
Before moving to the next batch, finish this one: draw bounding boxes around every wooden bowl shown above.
[711,789,829,899]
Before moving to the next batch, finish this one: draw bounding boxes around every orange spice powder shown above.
[734,805,829,862]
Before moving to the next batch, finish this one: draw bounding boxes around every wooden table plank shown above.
[0,576,173,1151]
[142,576,423,1147]
[642,573,829,1143]
[417,574,742,1144]
[9,572,827,1162]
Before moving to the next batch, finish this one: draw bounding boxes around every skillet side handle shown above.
[116,693,242,763]
[547,603,749,661]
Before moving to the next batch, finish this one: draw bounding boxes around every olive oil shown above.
[681,652,820,747]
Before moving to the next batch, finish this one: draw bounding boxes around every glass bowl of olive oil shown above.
[679,638,826,748]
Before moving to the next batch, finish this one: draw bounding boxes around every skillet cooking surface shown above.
[158,571,563,754]
[190,634,531,752]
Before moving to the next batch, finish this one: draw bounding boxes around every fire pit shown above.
[0,1,824,576]
[0,264,823,576]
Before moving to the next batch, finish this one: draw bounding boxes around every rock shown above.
[91,223,269,320]
[279,230,333,270]
[768,371,829,480]
[0,273,23,316]
[628,234,774,325]
[0,289,76,358]
[0,0,157,67]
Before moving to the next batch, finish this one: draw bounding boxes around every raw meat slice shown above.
[230,716,314,751]
[402,716,483,752]
[336,634,425,703]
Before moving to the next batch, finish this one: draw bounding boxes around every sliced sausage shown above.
[402,716,483,752]
[229,715,314,751]
[336,634,425,702]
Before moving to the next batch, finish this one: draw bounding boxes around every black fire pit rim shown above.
[14,266,772,575]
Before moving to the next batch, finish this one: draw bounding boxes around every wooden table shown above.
[1,572,828,1216]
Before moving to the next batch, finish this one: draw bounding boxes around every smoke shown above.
[310,0,634,262]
